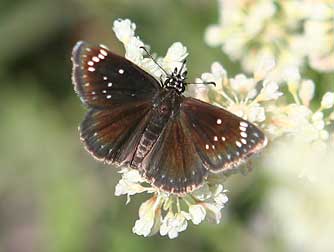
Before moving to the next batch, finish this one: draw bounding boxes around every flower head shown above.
[205,0,334,78]
[109,18,333,240]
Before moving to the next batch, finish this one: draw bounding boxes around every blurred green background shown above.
[0,1,333,252]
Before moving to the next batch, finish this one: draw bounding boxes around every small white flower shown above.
[120,168,145,183]
[230,74,256,94]
[254,56,276,81]
[115,168,147,203]
[284,66,301,85]
[114,179,146,198]
[212,184,229,207]
[200,62,227,90]
[161,42,188,74]
[202,202,223,224]
[132,196,162,237]
[160,211,189,239]
[312,112,325,130]
[204,24,223,47]
[257,80,282,102]
[189,204,206,225]
[299,80,315,106]
[113,19,136,45]
[321,92,334,109]
[124,37,144,64]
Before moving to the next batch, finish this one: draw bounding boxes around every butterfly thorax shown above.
[163,69,187,94]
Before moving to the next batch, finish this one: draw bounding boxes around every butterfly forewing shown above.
[72,41,160,165]
[72,41,160,108]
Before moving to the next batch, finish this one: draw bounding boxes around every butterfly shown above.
[72,41,267,195]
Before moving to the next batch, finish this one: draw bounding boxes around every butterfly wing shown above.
[141,115,208,194]
[142,97,267,194]
[181,98,267,173]
[72,41,160,108]
[72,41,160,164]
[80,102,153,164]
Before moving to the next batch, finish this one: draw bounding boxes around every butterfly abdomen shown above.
[131,111,170,169]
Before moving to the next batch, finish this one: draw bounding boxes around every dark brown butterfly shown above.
[72,41,267,195]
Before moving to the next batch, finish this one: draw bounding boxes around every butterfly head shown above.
[163,67,187,94]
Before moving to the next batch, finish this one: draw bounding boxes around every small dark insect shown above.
[71,41,267,195]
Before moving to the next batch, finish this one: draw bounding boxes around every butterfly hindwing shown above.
[80,100,153,165]
[181,98,267,173]
[72,41,160,108]
[142,116,208,194]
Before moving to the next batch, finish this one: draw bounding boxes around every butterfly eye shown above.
[182,71,187,78]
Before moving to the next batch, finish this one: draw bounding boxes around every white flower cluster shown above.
[190,62,334,148]
[205,0,334,77]
[266,67,334,150]
[304,1,334,72]
[113,19,188,80]
[111,18,334,239]
[115,168,228,239]
[188,57,282,125]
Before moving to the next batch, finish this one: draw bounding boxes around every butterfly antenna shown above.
[179,59,187,75]
[186,81,216,86]
[140,46,169,76]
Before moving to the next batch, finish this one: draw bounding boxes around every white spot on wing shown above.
[217,119,222,125]
[240,121,249,127]
[240,126,247,132]
[118,69,124,74]
[236,141,242,148]
[241,132,247,138]
[87,61,94,66]
[106,95,111,99]
[108,82,112,87]
[88,67,95,72]
[100,49,108,56]
[92,56,100,62]
[205,144,209,150]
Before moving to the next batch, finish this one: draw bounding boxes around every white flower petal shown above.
[321,92,334,109]
[254,56,276,81]
[189,205,206,225]
[132,196,161,237]
[257,80,282,101]
[204,24,223,47]
[162,42,188,73]
[203,203,223,224]
[230,74,257,94]
[113,19,136,45]
[299,80,315,106]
